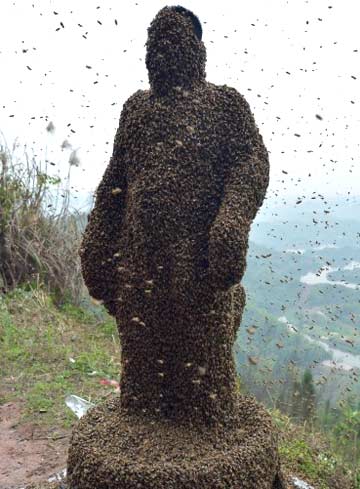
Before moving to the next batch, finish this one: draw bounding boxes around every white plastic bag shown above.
[291,477,314,489]
[65,395,95,419]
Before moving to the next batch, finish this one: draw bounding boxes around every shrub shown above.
[0,133,86,304]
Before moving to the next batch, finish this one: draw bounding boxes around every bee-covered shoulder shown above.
[216,85,253,117]
[120,90,150,118]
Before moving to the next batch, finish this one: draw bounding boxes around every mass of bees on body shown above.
[68,5,285,489]
[3,1,359,488]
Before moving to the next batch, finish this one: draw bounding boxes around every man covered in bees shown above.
[71,6,286,489]
[80,4,269,420]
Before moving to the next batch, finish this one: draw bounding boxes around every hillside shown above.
[237,216,360,425]
[0,289,356,489]
[0,148,358,488]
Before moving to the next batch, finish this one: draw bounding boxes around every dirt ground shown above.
[0,402,69,489]
[0,401,332,489]
[1,401,293,489]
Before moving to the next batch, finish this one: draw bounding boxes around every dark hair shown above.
[173,6,202,40]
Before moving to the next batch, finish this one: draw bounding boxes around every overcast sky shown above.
[0,0,359,210]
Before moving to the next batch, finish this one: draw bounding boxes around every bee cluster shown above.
[68,6,285,489]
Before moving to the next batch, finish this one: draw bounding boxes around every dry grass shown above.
[0,134,86,304]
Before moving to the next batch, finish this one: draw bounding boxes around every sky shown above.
[0,0,359,211]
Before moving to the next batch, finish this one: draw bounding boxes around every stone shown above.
[68,6,286,489]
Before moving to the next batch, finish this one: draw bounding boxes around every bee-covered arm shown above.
[209,88,270,290]
[79,93,139,314]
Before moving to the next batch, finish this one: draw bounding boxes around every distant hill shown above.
[238,211,360,407]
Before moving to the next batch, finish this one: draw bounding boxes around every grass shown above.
[0,286,120,429]
[0,287,357,488]
[271,408,356,489]
[279,439,334,488]
[0,135,85,304]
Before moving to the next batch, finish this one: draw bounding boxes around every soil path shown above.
[0,402,313,489]
[0,402,68,489]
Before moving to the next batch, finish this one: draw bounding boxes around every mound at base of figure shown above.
[67,395,286,489]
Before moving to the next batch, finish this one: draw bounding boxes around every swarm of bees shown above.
[69,6,285,489]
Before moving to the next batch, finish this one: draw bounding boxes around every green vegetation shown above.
[271,409,358,488]
[0,286,119,428]
[1,135,359,487]
[0,138,85,304]
[0,286,357,487]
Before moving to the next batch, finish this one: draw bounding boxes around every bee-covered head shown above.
[146,6,206,95]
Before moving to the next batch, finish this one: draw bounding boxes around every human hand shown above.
[208,218,250,291]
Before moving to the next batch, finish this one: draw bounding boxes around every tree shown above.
[301,369,316,428]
